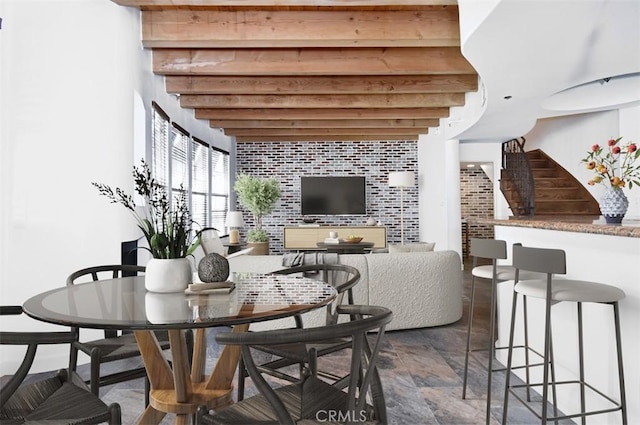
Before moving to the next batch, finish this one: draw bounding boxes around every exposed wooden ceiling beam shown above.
[181,93,464,108]
[142,7,459,48]
[224,127,426,136]
[165,75,477,94]
[235,134,421,142]
[209,118,438,128]
[153,47,475,76]
[114,1,456,8]
[195,107,450,120]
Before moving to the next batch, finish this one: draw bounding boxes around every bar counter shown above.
[469,216,640,238]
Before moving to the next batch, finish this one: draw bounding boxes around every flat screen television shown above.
[301,176,366,215]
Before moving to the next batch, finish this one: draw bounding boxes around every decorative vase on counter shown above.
[599,187,629,224]
[145,258,192,293]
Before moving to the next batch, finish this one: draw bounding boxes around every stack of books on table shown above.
[323,237,342,244]
[184,281,235,295]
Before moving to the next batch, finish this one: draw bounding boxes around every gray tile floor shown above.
[71,259,574,424]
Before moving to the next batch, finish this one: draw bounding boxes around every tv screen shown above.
[301,176,366,215]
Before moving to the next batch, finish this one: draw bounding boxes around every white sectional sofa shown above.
[228,250,463,331]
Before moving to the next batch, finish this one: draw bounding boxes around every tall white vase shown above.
[145,258,192,293]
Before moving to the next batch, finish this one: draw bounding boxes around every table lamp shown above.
[388,171,415,245]
[226,211,244,244]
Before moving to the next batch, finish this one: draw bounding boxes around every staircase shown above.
[501,148,600,217]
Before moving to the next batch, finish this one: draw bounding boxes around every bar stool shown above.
[463,238,547,424]
[502,245,627,424]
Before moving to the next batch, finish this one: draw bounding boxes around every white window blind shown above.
[170,124,189,209]
[191,138,210,228]
[211,148,230,233]
[151,103,169,186]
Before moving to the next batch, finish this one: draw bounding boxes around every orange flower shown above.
[582,137,640,190]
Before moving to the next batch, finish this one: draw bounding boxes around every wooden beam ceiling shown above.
[112,0,478,142]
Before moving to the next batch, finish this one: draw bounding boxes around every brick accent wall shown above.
[236,140,418,254]
[460,167,495,255]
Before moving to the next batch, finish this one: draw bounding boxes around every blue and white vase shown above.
[599,187,629,224]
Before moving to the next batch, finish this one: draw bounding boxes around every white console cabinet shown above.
[283,226,387,250]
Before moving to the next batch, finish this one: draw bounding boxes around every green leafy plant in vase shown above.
[233,173,281,254]
[93,159,201,292]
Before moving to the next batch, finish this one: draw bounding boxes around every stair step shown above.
[531,168,562,178]
[535,199,600,214]
[528,159,555,169]
[535,187,586,199]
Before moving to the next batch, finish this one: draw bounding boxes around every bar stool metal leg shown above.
[613,301,628,425]
[462,266,478,400]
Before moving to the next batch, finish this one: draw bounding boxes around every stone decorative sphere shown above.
[197,253,230,283]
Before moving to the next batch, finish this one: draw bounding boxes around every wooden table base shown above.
[134,325,249,425]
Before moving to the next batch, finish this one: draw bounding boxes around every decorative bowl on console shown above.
[344,236,363,243]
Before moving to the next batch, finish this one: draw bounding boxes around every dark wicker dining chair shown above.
[198,304,393,425]
[66,264,180,406]
[236,263,361,400]
[0,305,121,424]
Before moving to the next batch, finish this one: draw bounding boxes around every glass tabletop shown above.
[23,273,337,330]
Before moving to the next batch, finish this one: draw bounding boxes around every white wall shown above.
[418,132,462,258]
[0,0,232,374]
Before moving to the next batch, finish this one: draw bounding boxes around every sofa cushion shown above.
[388,242,436,253]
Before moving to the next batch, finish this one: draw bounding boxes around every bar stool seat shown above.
[516,279,625,303]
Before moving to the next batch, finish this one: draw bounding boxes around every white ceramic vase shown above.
[145,258,192,293]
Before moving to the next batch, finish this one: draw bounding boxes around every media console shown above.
[283,226,387,250]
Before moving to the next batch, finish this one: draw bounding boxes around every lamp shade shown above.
[225,211,244,228]
[388,171,415,188]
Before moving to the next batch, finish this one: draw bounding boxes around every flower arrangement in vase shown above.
[93,159,201,292]
[581,137,640,223]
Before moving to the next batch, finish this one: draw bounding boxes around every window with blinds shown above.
[211,148,230,233]
[151,103,230,232]
[151,103,170,186]
[191,138,210,229]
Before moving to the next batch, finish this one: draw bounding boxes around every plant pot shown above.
[247,241,269,255]
[599,187,629,224]
[145,258,192,293]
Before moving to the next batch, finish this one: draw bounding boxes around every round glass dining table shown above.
[23,273,337,425]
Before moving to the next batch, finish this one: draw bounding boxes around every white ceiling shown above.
[451,0,640,141]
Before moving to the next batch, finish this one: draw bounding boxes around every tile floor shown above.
[64,259,576,424]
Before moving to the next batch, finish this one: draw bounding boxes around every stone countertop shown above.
[469,216,640,238]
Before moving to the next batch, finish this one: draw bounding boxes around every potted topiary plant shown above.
[233,173,281,255]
